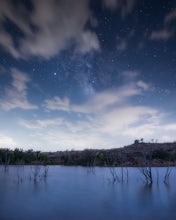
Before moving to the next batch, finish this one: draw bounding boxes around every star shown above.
[0,0,176,151]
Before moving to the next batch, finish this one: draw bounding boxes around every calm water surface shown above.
[0,166,176,220]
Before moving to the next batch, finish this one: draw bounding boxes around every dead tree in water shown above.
[3,150,11,172]
[30,166,41,182]
[43,165,49,178]
[0,149,11,171]
[121,167,129,183]
[109,166,120,183]
[164,166,172,185]
[30,165,49,182]
[139,166,153,185]
[156,169,159,185]
[106,154,120,183]
[84,149,97,174]
[16,166,23,184]
[139,152,153,185]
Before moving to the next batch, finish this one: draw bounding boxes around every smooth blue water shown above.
[0,166,176,220]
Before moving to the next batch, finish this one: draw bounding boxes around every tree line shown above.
[1,141,176,166]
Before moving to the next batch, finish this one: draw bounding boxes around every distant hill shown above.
[1,141,176,166]
[46,142,176,166]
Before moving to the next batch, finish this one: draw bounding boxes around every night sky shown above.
[0,0,176,151]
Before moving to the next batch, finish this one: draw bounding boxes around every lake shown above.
[0,166,176,220]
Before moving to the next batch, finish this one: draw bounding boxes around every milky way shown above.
[0,0,176,150]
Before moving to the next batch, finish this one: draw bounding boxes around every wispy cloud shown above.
[20,118,63,129]
[44,97,71,112]
[0,0,100,59]
[18,79,160,149]
[19,103,162,149]
[150,8,176,41]
[103,0,118,11]
[103,0,136,18]
[120,70,140,80]
[18,76,176,149]
[136,81,149,91]
[20,104,176,150]
[0,68,37,111]
[0,29,20,58]
[150,29,174,41]
[164,9,176,24]
[44,81,148,114]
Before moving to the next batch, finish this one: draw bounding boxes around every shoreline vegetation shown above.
[1,140,176,167]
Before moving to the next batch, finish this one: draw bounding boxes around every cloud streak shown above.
[14,74,176,150]
[150,29,174,41]
[150,8,176,41]
[0,0,100,59]
[18,79,164,149]
[19,103,176,150]
[0,69,37,111]
[44,81,146,114]
[103,0,136,19]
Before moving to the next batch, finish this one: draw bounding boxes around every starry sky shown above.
[0,0,176,151]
